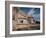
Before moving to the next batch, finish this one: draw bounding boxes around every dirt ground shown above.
[12,20,40,31]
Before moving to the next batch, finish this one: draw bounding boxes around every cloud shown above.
[33,14,40,21]
[27,8,40,21]
[28,8,35,16]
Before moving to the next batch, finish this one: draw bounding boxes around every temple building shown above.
[12,7,36,31]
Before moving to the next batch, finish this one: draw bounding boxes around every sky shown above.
[20,7,40,22]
